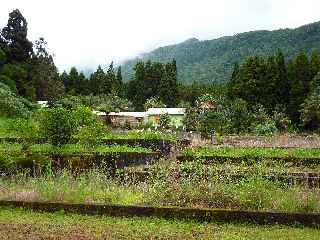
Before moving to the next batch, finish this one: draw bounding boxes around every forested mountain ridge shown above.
[121,21,320,84]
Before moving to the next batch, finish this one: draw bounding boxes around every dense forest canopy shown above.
[121,21,320,84]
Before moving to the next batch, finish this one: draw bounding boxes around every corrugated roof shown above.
[108,112,147,118]
[147,108,186,115]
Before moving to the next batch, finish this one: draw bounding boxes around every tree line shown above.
[227,50,320,127]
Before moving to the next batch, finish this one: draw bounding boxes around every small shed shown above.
[108,112,147,128]
[146,108,186,127]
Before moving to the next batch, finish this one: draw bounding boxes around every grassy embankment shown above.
[0,207,318,239]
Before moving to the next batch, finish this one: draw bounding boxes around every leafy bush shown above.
[38,107,77,146]
[52,94,132,112]
[38,106,99,146]
[52,95,83,109]
[300,93,320,130]
[7,117,41,141]
[159,113,171,129]
[144,119,154,129]
[0,82,35,118]
[254,122,278,136]
[144,96,166,111]
[0,75,17,92]
[199,110,228,136]
[272,110,291,130]
[226,98,252,134]
[182,107,200,132]
[0,47,5,64]
[73,121,105,147]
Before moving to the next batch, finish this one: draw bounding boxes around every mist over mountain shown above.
[120,21,320,84]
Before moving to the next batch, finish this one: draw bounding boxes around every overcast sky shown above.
[0,0,319,71]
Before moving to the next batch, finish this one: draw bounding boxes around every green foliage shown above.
[52,95,83,109]
[0,74,17,92]
[159,113,171,129]
[122,21,320,84]
[37,106,98,146]
[87,63,122,96]
[225,98,251,133]
[254,122,278,136]
[1,9,33,63]
[0,63,30,97]
[288,50,312,122]
[0,207,318,239]
[38,107,77,146]
[102,130,177,141]
[182,107,200,132]
[73,121,105,147]
[127,59,178,110]
[300,93,320,130]
[227,49,319,127]
[0,143,152,155]
[0,82,35,117]
[144,96,166,110]
[31,38,64,101]
[52,94,131,114]
[0,48,6,64]
[271,110,291,130]
[95,94,131,114]
[196,93,217,106]
[199,110,228,136]
[6,117,41,140]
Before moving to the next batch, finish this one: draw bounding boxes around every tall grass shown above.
[182,146,320,158]
[0,143,153,154]
[0,162,319,213]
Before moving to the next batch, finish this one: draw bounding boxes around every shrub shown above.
[144,119,154,129]
[272,110,291,130]
[199,110,229,136]
[38,107,77,146]
[227,98,252,134]
[159,113,171,129]
[182,107,200,132]
[52,95,83,109]
[144,96,166,111]
[7,117,41,141]
[0,82,35,118]
[254,122,278,136]
[38,106,99,146]
[74,121,105,147]
[300,93,320,130]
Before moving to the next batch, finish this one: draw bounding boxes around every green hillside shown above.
[121,21,320,84]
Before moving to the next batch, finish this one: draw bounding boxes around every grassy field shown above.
[182,146,320,158]
[104,130,177,141]
[0,143,153,154]
[1,167,319,213]
[0,207,318,239]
